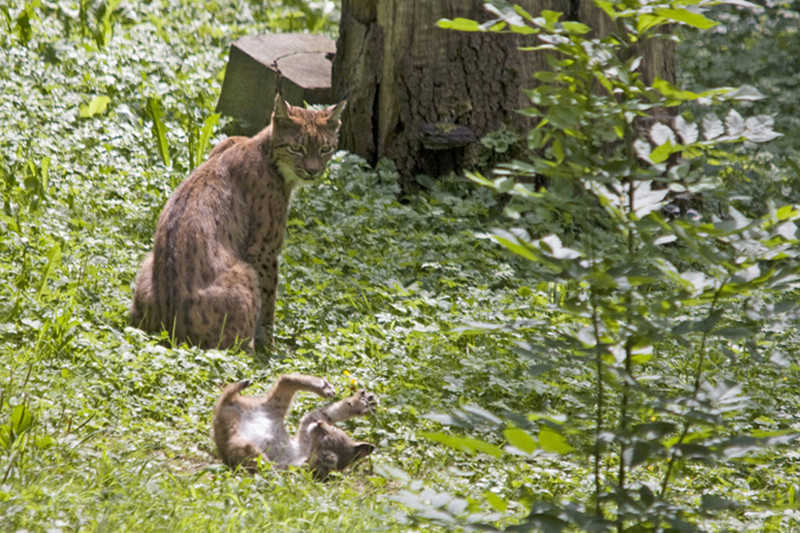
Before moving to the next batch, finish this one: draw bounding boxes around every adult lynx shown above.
[131,92,345,349]
[213,374,376,479]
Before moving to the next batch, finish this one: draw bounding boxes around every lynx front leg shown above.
[323,389,378,422]
[254,254,279,349]
[299,389,378,433]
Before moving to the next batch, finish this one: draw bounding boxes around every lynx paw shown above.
[351,390,378,414]
[319,379,336,398]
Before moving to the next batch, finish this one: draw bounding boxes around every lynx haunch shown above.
[131,93,345,349]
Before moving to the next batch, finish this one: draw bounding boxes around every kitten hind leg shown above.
[221,434,260,469]
[261,374,336,420]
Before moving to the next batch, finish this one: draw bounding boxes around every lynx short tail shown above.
[219,379,251,403]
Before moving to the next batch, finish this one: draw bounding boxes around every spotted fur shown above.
[212,374,376,479]
[131,93,345,349]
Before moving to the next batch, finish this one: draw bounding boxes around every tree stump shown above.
[332,0,675,190]
[216,33,336,134]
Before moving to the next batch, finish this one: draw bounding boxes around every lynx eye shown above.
[287,144,305,155]
[319,145,333,155]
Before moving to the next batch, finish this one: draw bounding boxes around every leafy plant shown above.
[2,0,41,46]
[146,96,172,168]
[1,0,800,531]
[392,1,800,531]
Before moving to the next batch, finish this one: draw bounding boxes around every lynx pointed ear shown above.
[326,100,347,124]
[353,442,375,461]
[272,91,292,122]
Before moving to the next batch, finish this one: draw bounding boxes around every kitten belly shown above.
[238,412,280,451]
[237,412,297,465]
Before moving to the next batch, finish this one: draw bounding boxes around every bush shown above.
[395,2,800,531]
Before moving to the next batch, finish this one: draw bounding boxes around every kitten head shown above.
[270,92,346,187]
[306,420,375,480]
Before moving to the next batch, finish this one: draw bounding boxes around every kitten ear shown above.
[272,91,292,123]
[353,442,375,461]
[325,100,347,125]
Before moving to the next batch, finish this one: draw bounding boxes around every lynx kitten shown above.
[213,374,376,479]
[131,92,345,349]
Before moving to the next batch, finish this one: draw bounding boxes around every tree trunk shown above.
[333,0,675,190]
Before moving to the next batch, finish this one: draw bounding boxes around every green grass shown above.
[2,1,800,531]
[0,3,545,529]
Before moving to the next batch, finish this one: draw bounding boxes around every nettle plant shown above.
[394,1,800,531]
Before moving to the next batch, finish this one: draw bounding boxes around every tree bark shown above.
[333,0,675,190]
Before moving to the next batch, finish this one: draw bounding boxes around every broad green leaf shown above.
[675,115,699,144]
[10,404,33,436]
[725,109,745,137]
[776,205,798,221]
[538,426,573,454]
[504,427,537,454]
[702,114,725,140]
[649,139,675,164]
[715,326,755,340]
[195,112,220,166]
[540,10,561,29]
[490,229,538,262]
[652,77,726,102]
[37,243,62,300]
[484,491,508,513]
[422,432,504,458]
[625,440,663,468]
[465,171,495,187]
[551,138,564,163]
[147,96,171,167]
[637,14,668,33]
[654,8,718,29]
[650,122,676,146]
[437,18,482,32]
[80,95,111,118]
[594,0,617,19]
[509,24,537,35]
[701,494,739,511]
[562,21,590,35]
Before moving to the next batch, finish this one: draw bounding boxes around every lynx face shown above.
[307,421,376,479]
[271,99,343,186]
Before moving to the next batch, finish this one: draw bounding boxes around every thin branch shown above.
[658,281,726,499]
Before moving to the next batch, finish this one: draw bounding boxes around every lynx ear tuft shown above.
[354,442,376,461]
[272,92,292,122]
[326,100,347,124]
